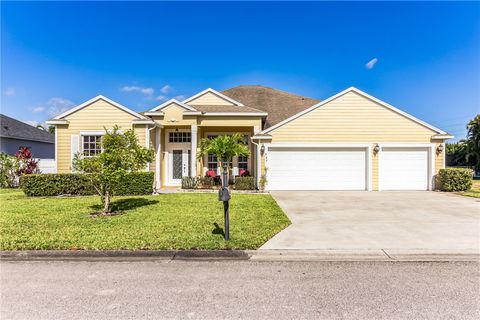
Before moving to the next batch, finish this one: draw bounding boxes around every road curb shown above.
[0,250,249,261]
[1,250,478,262]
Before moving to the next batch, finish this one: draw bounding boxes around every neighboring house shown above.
[46,86,452,191]
[1,114,56,173]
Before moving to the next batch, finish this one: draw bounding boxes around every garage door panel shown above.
[379,148,429,190]
[267,148,367,191]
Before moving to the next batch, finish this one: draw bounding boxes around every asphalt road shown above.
[1,260,479,320]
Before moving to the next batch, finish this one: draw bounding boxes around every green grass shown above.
[0,189,290,250]
[459,179,480,198]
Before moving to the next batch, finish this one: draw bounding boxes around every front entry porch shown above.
[149,125,260,190]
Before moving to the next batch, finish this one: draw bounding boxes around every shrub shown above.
[20,172,154,197]
[437,168,473,192]
[235,176,256,190]
[181,177,198,189]
[198,176,215,189]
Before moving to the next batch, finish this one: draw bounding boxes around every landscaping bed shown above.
[459,179,480,198]
[0,189,290,250]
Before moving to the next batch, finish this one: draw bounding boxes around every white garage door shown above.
[379,147,429,190]
[267,147,367,190]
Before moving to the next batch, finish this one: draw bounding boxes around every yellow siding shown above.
[198,117,262,128]
[156,104,197,126]
[187,92,234,105]
[269,91,437,143]
[264,91,444,190]
[56,99,139,173]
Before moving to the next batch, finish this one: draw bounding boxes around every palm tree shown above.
[466,115,480,172]
[198,133,250,186]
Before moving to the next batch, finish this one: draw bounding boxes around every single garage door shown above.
[379,147,429,190]
[267,147,367,190]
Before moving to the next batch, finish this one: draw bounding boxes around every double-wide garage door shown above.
[266,146,430,191]
[267,147,368,190]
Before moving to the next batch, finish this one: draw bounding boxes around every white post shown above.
[145,126,150,171]
[191,125,198,177]
[254,126,261,188]
[155,127,161,191]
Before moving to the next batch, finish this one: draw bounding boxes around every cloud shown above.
[4,87,15,96]
[46,97,75,117]
[160,85,173,94]
[365,58,378,70]
[173,95,185,101]
[121,85,154,96]
[32,106,45,113]
[155,95,167,102]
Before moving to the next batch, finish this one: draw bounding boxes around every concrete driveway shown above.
[262,191,480,252]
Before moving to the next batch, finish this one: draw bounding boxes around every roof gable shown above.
[149,99,196,112]
[183,88,244,106]
[262,87,447,135]
[52,95,147,120]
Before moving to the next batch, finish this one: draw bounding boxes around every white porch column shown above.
[254,126,261,188]
[190,125,198,177]
[155,127,162,191]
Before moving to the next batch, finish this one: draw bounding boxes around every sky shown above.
[1,1,479,141]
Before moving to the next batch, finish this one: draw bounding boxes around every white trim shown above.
[79,130,104,136]
[144,112,165,116]
[182,111,202,115]
[53,95,147,120]
[191,125,198,177]
[252,135,272,140]
[155,127,161,190]
[377,144,435,191]
[199,112,267,116]
[149,99,197,112]
[253,126,261,189]
[432,134,454,140]
[442,143,446,169]
[132,119,156,125]
[261,87,447,135]
[54,127,58,173]
[367,145,372,191]
[183,88,245,106]
[46,119,69,125]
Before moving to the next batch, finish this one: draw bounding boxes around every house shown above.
[46,86,453,191]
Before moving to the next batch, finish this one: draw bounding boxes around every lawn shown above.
[0,189,290,250]
[459,179,480,198]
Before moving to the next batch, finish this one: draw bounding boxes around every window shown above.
[169,132,191,143]
[207,153,218,172]
[238,155,248,171]
[82,135,102,157]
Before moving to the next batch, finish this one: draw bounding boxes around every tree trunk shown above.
[102,190,111,214]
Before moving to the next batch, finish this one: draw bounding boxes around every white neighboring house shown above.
[0,114,56,173]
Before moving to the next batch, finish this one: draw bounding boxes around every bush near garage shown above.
[20,172,154,196]
[437,168,473,192]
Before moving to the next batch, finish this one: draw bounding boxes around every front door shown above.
[168,148,190,185]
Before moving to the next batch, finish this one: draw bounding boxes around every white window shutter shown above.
[71,135,79,170]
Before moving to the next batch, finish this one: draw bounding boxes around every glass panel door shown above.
[172,150,183,180]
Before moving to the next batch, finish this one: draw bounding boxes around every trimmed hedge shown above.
[234,176,256,190]
[20,172,154,196]
[437,168,473,192]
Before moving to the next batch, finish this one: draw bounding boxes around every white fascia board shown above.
[265,143,372,149]
[149,99,197,112]
[201,112,268,116]
[182,88,245,106]
[46,119,69,125]
[251,135,273,140]
[132,120,156,125]
[183,111,203,115]
[54,95,147,120]
[143,111,165,116]
[431,134,454,140]
[261,87,447,135]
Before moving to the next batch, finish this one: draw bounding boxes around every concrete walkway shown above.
[262,191,480,253]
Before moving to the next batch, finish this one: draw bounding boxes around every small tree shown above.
[198,133,250,186]
[73,126,154,214]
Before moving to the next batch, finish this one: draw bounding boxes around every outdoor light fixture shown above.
[260,144,265,155]
[437,144,444,154]
[373,144,380,154]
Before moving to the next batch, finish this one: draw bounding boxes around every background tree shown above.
[446,114,480,173]
[73,126,154,214]
[198,133,250,185]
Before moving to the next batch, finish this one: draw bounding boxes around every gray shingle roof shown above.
[222,85,320,128]
[0,114,54,143]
